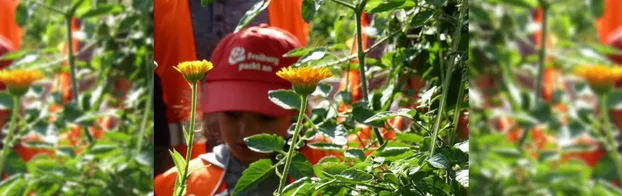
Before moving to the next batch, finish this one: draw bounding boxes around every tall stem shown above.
[65,16,80,105]
[449,69,467,145]
[136,60,154,153]
[533,3,548,108]
[354,0,384,145]
[0,96,21,175]
[429,0,466,156]
[354,10,369,103]
[177,82,198,196]
[277,95,308,194]
[599,95,622,183]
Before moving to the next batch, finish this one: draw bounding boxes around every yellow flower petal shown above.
[276,66,332,95]
[574,65,622,94]
[0,69,44,96]
[175,60,214,83]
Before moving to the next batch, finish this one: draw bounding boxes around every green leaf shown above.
[295,49,326,66]
[590,0,605,18]
[592,154,618,182]
[453,140,468,153]
[289,153,315,180]
[268,90,301,110]
[77,4,123,18]
[427,153,449,169]
[376,147,411,157]
[232,159,275,195]
[301,0,324,23]
[607,90,622,110]
[201,0,214,7]
[425,0,447,6]
[235,0,271,32]
[335,168,373,183]
[15,3,28,27]
[104,132,131,141]
[455,169,468,187]
[308,143,343,151]
[312,82,332,97]
[365,0,407,13]
[0,174,26,196]
[395,133,423,143]
[319,162,348,177]
[410,11,434,28]
[169,149,186,182]
[243,133,285,153]
[335,91,352,104]
[135,151,154,167]
[344,149,366,162]
[364,111,397,123]
[0,92,14,110]
[352,102,384,127]
[63,103,84,123]
[282,177,312,196]
[2,150,27,175]
[284,47,319,57]
[317,120,347,145]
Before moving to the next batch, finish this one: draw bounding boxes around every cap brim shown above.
[201,80,293,117]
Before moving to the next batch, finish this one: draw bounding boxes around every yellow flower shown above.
[276,66,332,95]
[574,65,622,94]
[174,60,213,83]
[0,69,44,96]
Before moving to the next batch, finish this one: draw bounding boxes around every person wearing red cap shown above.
[155,25,331,196]
[153,0,310,176]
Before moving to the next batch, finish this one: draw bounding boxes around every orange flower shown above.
[0,69,44,96]
[276,66,332,95]
[174,60,213,83]
[574,65,622,94]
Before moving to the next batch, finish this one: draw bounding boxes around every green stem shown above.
[330,0,356,9]
[429,0,466,156]
[354,0,384,146]
[533,3,548,108]
[449,68,467,145]
[277,95,308,194]
[136,59,154,153]
[599,95,622,184]
[177,82,198,196]
[0,96,20,175]
[65,16,80,105]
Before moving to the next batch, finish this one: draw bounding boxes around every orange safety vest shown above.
[154,0,309,124]
[154,146,331,196]
[0,0,22,50]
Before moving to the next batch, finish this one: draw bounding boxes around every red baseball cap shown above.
[201,24,301,117]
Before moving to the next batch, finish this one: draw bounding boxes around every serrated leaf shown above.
[335,168,373,183]
[269,90,302,110]
[308,143,343,151]
[456,169,469,187]
[320,162,348,177]
[428,153,449,169]
[345,149,366,162]
[282,177,312,196]
[235,0,271,32]
[289,153,315,180]
[77,4,123,18]
[244,133,285,154]
[312,82,332,97]
[396,133,423,143]
[352,102,384,127]
[232,159,275,195]
[317,120,347,145]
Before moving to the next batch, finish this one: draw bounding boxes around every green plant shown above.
[0,0,154,194]
[216,0,470,195]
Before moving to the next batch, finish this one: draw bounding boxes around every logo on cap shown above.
[228,47,246,65]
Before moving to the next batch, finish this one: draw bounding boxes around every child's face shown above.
[217,111,293,165]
